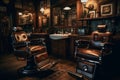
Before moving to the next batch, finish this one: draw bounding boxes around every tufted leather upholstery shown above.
[77,48,101,61]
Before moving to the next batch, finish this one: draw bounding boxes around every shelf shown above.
[78,15,120,21]
[54,26,78,28]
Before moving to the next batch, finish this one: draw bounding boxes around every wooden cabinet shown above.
[50,38,70,58]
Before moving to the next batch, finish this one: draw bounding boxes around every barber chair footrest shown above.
[68,71,83,79]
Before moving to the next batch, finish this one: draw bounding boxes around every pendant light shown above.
[63,6,71,10]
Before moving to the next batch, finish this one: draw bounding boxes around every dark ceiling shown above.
[51,0,76,7]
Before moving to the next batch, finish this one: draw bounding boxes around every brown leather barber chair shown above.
[11,27,55,76]
[68,25,113,80]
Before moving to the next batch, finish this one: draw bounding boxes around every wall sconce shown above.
[81,0,94,10]
[18,12,23,15]
[40,7,45,13]
[40,0,46,14]
[81,0,88,5]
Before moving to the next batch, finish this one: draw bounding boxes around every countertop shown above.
[30,33,120,41]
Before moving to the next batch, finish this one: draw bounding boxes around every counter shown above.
[49,34,92,59]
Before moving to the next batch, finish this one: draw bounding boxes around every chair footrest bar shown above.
[68,71,83,79]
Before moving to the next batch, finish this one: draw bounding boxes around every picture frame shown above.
[18,11,33,25]
[100,3,113,16]
[89,10,96,18]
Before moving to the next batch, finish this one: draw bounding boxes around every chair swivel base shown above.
[17,62,57,76]
[18,66,39,76]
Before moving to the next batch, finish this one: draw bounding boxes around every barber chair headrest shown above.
[12,27,28,42]
[97,25,107,32]
[15,32,28,42]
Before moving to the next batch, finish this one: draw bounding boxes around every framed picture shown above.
[18,11,33,25]
[100,3,113,16]
[89,10,96,18]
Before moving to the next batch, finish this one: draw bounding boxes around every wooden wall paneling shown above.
[76,0,83,20]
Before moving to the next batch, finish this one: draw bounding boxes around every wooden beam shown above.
[76,0,83,20]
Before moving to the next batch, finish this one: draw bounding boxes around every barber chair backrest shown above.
[12,27,28,42]
[11,27,30,58]
[91,25,111,49]
[11,27,30,50]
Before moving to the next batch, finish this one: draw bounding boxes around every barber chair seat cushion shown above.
[77,48,101,61]
[30,46,46,53]
[76,31,111,61]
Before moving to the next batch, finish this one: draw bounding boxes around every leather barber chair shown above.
[11,27,55,76]
[68,25,113,80]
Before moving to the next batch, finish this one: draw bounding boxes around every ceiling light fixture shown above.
[63,6,71,10]
[18,12,23,15]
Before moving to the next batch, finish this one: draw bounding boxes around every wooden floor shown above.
[0,54,76,80]
[0,54,120,80]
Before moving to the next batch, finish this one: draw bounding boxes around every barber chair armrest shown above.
[75,39,90,48]
[104,42,113,47]
[102,42,113,50]
[13,41,30,48]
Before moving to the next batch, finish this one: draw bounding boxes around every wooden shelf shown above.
[53,25,78,28]
[78,15,120,21]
